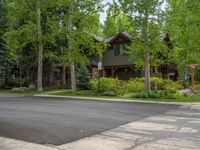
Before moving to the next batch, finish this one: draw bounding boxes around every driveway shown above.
[0,94,199,150]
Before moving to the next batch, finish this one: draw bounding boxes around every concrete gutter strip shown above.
[34,94,200,105]
[0,137,58,150]
[58,106,200,150]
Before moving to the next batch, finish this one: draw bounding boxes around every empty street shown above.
[0,94,200,150]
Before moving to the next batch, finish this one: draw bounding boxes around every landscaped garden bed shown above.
[51,77,200,103]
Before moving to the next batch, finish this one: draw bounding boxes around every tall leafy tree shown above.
[6,0,105,91]
[6,0,62,91]
[36,0,43,91]
[103,3,133,37]
[56,0,104,91]
[165,0,200,82]
[0,0,8,86]
[119,0,166,93]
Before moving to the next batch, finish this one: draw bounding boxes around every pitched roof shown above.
[106,32,130,43]
[94,32,131,43]
[94,35,103,42]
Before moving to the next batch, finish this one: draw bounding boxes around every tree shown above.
[6,0,105,91]
[119,0,165,93]
[6,0,61,90]
[0,0,8,86]
[102,3,134,37]
[76,63,90,89]
[56,0,104,92]
[36,0,43,91]
[165,0,200,83]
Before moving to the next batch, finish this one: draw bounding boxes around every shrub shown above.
[150,77,164,90]
[126,77,182,91]
[90,77,183,97]
[170,93,186,99]
[189,83,200,90]
[195,84,200,89]
[132,92,148,98]
[125,79,144,93]
[76,64,90,89]
[89,77,120,95]
[102,91,116,96]
[161,80,183,91]
[132,90,185,99]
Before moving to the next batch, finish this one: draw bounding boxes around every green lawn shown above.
[0,88,66,95]
[1,89,199,102]
[0,89,41,95]
[52,90,200,103]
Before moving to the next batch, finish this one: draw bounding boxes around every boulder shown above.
[178,89,193,96]
[12,87,28,91]
[29,84,36,90]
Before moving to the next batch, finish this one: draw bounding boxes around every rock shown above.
[29,84,36,90]
[195,89,200,93]
[12,87,28,91]
[178,89,193,96]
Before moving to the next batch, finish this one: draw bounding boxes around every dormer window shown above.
[114,44,126,56]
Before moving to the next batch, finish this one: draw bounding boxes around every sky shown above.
[100,0,167,24]
[100,0,114,24]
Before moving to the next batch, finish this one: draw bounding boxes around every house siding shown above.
[102,49,133,67]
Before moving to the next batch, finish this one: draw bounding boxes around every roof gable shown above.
[106,32,131,43]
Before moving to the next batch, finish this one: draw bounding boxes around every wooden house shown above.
[90,32,179,81]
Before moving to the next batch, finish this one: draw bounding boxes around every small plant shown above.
[102,91,116,96]
[89,77,120,95]
[161,80,183,91]
[170,92,185,99]
[76,63,90,89]
[132,92,148,98]
[125,79,144,93]
[132,90,185,99]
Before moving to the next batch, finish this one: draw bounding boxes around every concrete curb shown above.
[0,137,58,150]
[34,94,200,105]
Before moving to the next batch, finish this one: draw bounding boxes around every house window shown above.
[114,44,126,56]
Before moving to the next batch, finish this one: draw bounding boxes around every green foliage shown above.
[161,79,183,91]
[133,92,149,98]
[170,92,186,99]
[0,0,9,87]
[102,3,134,37]
[90,77,120,95]
[76,63,90,89]
[102,91,116,96]
[119,0,167,67]
[125,79,144,93]
[129,77,182,91]
[166,0,200,79]
[5,0,105,89]
[132,90,185,99]
[90,77,182,96]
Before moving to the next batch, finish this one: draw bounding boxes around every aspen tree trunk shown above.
[144,52,151,93]
[62,67,66,86]
[67,20,77,92]
[69,53,77,92]
[37,1,43,91]
[144,6,151,93]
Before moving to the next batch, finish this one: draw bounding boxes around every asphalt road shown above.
[0,94,179,146]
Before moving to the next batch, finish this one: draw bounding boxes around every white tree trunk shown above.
[69,54,76,92]
[144,52,151,93]
[37,1,43,92]
[67,20,77,92]
[144,7,151,93]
